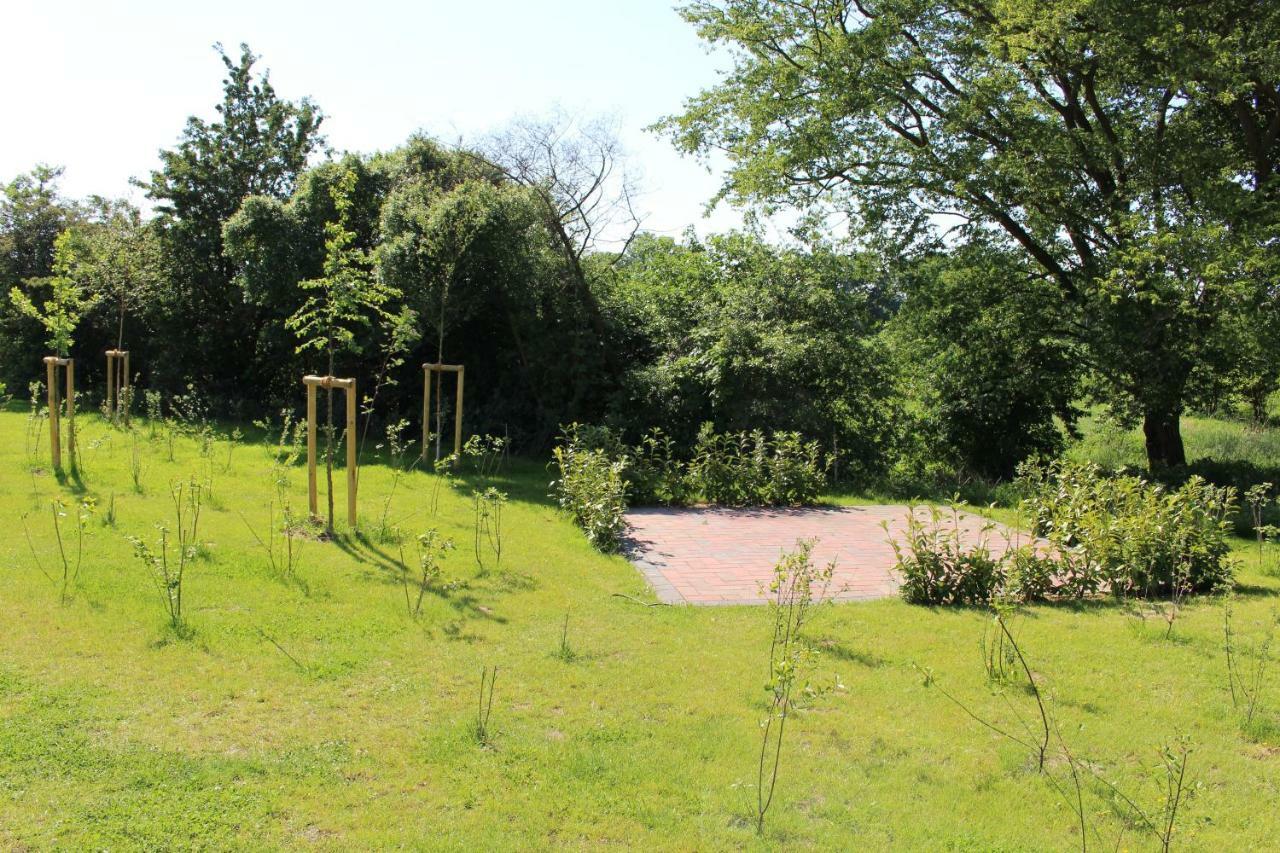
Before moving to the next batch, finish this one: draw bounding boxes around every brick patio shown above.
[624,505,1026,605]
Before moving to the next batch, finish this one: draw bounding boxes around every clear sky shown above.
[2,0,743,240]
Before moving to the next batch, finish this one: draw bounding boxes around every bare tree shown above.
[471,112,644,372]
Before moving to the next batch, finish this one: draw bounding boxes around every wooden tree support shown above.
[42,356,75,469]
[105,349,130,424]
[303,375,358,527]
[422,363,465,461]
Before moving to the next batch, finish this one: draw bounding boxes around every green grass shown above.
[1071,408,1280,473]
[3,406,1280,850]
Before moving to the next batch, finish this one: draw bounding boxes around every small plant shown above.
[1224,596,1278,734]
[552,611,577,662]
[127,477,203,634]
[400,528,455,618]
[429,451,458,516]
[129,426,147,492]
[472,487,507,572]
[463,433,508,485]
[887,503,1004,606]
[551,424,629,553]
[755,539,835,835]
[143,389,162,439]
[924,613,1196,849]
[22,497,94,604]
[25,380,47,464]
[376,418,417,542]
[475,665,498,747]
[222,427,243,473]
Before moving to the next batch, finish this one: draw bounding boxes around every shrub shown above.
[686,424,825,507]
[628,427,692,506]
[551,426,629,553]
[1019,461,1237,597]
[888,505,1006,606]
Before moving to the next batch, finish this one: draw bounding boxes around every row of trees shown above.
[5,3,1279,478]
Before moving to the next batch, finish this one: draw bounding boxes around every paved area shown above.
[624,505,1026,605]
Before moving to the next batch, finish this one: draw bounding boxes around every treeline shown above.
[4,37,1279,484]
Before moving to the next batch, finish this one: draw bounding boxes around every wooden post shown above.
[106,350,132,424]
[422,368,431,462]
[306,378,318,517]
[66,358,75,462]
[421,363,466,461]
[454,366,464,458]
[42,356,74,468]
[346,378,357,527]
[45,358,60,469]
[122,351,130,424]
[105,352,115,416]
[303,374,358,528]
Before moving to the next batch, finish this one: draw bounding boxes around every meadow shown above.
[2,405,1279,850]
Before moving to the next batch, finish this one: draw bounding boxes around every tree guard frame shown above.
[42,356,75,469]
[422,363,465,461]
[303,374,358,527]
[105,349,130,424]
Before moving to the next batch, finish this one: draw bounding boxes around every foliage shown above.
[687,425,825,507]
[662,0,1280,470]
[600,231,899,481]
[550,425,629,553]
[1020,461,1238,597]
[888,504,1009,606]
[141,43,325,400]
[8,229,100,356]
[888,245,1081,478]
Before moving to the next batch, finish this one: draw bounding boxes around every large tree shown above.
[141,43,324,400]
[662,0,1280,469]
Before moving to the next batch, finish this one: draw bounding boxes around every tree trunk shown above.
[1142,405,1187,469]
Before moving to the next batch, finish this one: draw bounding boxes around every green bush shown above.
[550,426,629,553]
[889,505,1006,606]
[1019,461,1238,597]
[686,424,825,507]
[628,427,693,506]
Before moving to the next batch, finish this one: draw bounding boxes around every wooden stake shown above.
[303,374,359,528]
[66,358,75,462]
[306,379,318,517]
[105,350,132,424]
[421,363,466,461]
[45,357,59,469]
[346,378,357,527]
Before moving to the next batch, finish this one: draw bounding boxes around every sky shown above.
[1,0,746,242]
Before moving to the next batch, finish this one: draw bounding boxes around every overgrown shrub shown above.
[550,426,628,553]
[628,427,692,506]
[1020,461,1237,597]
[888,505,1007,605]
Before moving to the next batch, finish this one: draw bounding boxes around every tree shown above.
[889,245,1081,478]
[661,0,1280,469]
[141,43,324,399]
[1,165,80,288]
[601,231,900,482]
[58,200,162,353]
[286,166,396,532]
[9,230,100,358]
[474,112,642,390]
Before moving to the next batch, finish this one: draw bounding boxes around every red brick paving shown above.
[624,505,1029,606]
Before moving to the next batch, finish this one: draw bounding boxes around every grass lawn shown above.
[2,405,1279,850]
